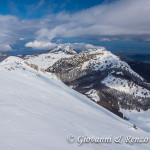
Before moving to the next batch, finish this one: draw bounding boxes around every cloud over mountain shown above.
[35,0,150,41]
[1,0,150,51]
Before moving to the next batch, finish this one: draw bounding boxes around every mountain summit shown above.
[50,45,77,55]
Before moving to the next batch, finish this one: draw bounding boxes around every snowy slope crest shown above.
[0,56,46,77]
[0,56,26,71]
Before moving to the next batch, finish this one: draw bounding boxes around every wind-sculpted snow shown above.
[1,56,150,150]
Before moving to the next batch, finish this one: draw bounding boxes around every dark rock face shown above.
[46,48,150,117]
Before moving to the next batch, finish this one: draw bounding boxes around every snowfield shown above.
[0,56,150,150]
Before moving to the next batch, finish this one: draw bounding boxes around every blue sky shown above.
[0,0,109,18]
[0,0,150,53]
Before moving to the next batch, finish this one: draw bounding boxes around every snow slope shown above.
[121,109,150,133]
[0,56,150,150]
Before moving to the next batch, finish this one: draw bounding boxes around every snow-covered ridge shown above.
[102,75,150,98]
[25,50,74,70]
[1,56,150,150]
[0,56,45,77]
[25,46,143,83]
[82,48,144,81]
[0,56,25,69]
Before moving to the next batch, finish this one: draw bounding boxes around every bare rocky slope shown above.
[46,48,150,118]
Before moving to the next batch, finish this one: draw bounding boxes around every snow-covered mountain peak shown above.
[51,45,77,54]
[80,48,143,81]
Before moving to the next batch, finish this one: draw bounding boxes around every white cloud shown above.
[25,40,57,50]
[0,15,18,51]
[0,14,46,51]
[99,38,111,42]
[25,40,102,50]
[34,0,150,42]
[64,43,102,50]
[1,0,150,51]
[19,38,24,40]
